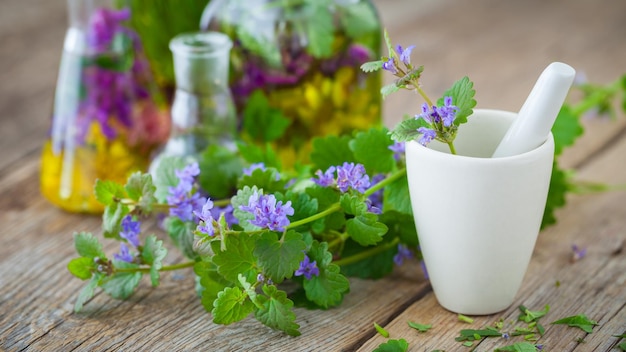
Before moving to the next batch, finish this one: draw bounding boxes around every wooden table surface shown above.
[1,0,625,351]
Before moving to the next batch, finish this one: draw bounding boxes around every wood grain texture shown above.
[0,0,625,350]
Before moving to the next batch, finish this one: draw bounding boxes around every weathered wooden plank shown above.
[358,129,626,351]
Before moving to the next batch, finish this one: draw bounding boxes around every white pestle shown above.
[491,62,576,158]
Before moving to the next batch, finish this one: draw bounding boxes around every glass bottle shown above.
[149,32,236,176]
[40,0,170,213]
[200,0,382,167]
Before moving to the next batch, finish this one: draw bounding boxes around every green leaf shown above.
[212,286,255,325]
[339,237,395,279]
[195,261,230,312]
[303,4,334,58]
[237,142,281,169]
[74,232,106,259]
[552,105,584,156]
[361,60,384,73]
[382,176,413,215]
[389,118,427,143]
[619,342,626,352]
[379,211,418,247]
[455,328,501,341]
[310,135,357,171]
[254,231,306,283]
[541,161,570,229]
[74,274,103,312]
[211,233,258,284]
[94,179,126,206]
[494,342,539,352]
[374,322,389,337]
[346,213,388,246]
[255,285,301,336]
[141,235,167,287]
[349,128,395,174]
[340,2,379,40]
[381,83,400,99]
[551,314,599,333]
[164,217,198,260]
[124,172,157,211]
[198,144,244,199]
[231,186,262,231]
[101,261,142,300]
[340,193,368,216]
[243,90,292,143]
[518,305,550,323]
[237,168,286,194]
[408,321,432,332]
[153,156,188,203]
[102,202,130,239]
[438,76,476,125]
[236,26,282,68]
[68,257,95,280]
[278,191,318,229]
[373,339,409,352]
[303,241,350,308]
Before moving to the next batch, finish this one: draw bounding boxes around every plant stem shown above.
[447,142,457,155]
[115,261,196,274]
[333,237,400,267]
[415,85,434,107]
[287,203,342,229]
[364,168,406,197]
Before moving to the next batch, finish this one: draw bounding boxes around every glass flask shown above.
[149,31,236,176]
[40,0,170,213]
[200,0,382,166]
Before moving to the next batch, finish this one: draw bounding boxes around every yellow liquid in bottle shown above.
[40,122,149,214]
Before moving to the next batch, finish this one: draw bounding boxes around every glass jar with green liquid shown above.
[201,0,382,167]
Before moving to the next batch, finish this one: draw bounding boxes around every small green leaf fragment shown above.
[551,314,599,333]
[94,179,126,206]
[374,322,390,338]
[74,274,102,312]
[494,342,539,352]
[518,304,550,323]
[463,341,473,347]
[124,172,157,211]
[361,60,383,73]
[373,338,408,352]
[458,314,474,324]
[407,321,432,332]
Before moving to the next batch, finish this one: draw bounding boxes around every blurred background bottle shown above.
[201,0,383,166]
[40,0,170,213]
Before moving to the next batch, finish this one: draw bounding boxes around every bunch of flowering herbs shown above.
[361,30,477,153]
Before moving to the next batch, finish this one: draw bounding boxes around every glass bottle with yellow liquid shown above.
[40,0,170,213]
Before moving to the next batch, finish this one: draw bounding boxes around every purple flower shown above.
[120,215,140,247]
[167,164,205,222]
[114,243,134,263]
[240,192,294,232]
[88,7,131,52]
[194,198,215,236]
[393,244,413,266]
[417,127,436,146]
[571,244,587,262]
[396,44,415,66]
[388,142,405,161]
[502,332,510,339]
[336,162,370,193]
[294,255,320,280]
[243,162,266,176]
[313,166,336,187]
[437,96,459,127]
[382,57,397,74]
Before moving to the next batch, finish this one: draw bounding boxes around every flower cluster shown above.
[313,162,370,193]
[167,163,205,222]
[363,31,474,153]
[240,192,294,232]
[114,215,141,263]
